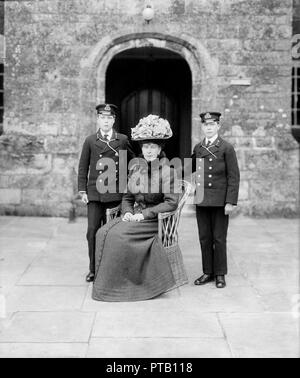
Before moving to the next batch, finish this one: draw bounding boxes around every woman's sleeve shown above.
[141,168,180,220]
[121,191,135,214]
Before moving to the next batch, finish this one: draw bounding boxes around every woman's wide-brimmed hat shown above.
[131,115,173,143]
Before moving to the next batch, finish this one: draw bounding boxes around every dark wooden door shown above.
[121,88,178,158]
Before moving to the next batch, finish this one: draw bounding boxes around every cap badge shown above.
[204,113,212,119]
[104,104,111,111]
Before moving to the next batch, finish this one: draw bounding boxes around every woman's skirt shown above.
[92,218,175,302]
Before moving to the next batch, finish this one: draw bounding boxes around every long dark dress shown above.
[92,160,180,302]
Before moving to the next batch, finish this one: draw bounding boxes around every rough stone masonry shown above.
[0,0,298,217]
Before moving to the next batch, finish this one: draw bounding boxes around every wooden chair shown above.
[106,180,193,289]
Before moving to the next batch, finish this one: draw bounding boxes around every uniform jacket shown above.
[121,159,180,220]
[78,130,135,202]
[191,136,240,207]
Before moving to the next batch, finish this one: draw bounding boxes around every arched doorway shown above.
[105,47,192,159]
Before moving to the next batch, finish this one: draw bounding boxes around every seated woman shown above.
[92,115,180,302]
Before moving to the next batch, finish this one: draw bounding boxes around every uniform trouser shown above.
[196,206,229,276]
[87,201,120,273]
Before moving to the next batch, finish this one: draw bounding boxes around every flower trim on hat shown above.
[131,115,173,140]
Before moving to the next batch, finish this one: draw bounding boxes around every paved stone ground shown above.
[0,213,299,358]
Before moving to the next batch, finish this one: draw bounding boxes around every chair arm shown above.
[158,209,178,220]
[106,204,122,221]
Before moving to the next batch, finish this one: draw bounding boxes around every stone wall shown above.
[1,0,298,217]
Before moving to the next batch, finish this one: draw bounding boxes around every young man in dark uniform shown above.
[191,112,240,288]
[78,104,135,282]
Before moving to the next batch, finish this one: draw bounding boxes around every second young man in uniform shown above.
[192,112,240,288]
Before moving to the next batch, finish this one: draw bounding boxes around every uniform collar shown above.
[205,134,218,145]
[201,135,222,148]
[96,129,119,141]
[100,129,113,140]
[199,136,223,158]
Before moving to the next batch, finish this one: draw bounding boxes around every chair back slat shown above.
[159,180,193,248]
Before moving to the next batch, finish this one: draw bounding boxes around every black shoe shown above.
[194,274,214,286]
[216,275,226,288]
[86,272,95,282]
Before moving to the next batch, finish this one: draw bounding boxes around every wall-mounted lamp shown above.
[142,4,154,24]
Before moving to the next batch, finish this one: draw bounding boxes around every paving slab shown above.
[33,248,87,266]
[87,337,232,358]
[219,313,300,358]
[92,311,223,338]
[251,284,299,312]
[178,285,265,313]
[17,264,88,286]
[6,286,88,312]
[0,312,95,343]
[0,217,61,239]
[1,264,31,293]
[0,342,88,358]
[0,238,48,257]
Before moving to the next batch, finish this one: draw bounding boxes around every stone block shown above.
[257,97,289,113]
[239,51,290,66]
[52,156,75,175]
[275,133,299,151]
[0,175,9,188]
[275,39,292,51]
[244,150,280,171]
[272,180,299,203]
[243,39,275,51]
[252,126,267,137]
[0,134,45,155]
[280,149,299,172]
[0,189,21,204]
[231,125,245,137]
[169,0,185,15]
[36,0,59,13]
[59,113,80,136]
[44,136,79,154]
[236,137,254,148]
[7,174,46,189]
[247,66,281,85]
[254,137,275,149]
[26,154,52,174]
[249,180,273,201]
[21,189,48,205]
[5,117,60,136]
[21,177,74,205]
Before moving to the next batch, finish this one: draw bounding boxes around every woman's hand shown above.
[132,213,144,222]
[122,212,134,222]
